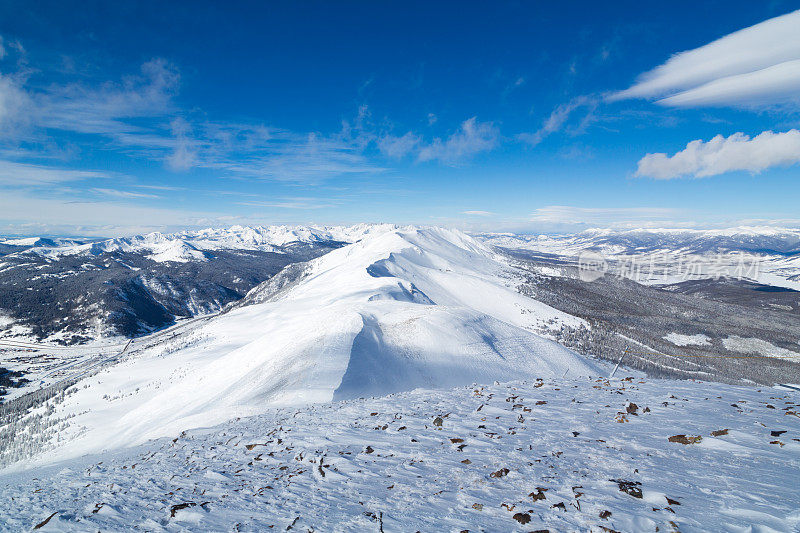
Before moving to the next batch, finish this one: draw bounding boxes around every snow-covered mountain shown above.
[2,226,596,468]
[479,226,800,256]
[0,225,394,343]
[2,223,397,262]
[479,226,800,289]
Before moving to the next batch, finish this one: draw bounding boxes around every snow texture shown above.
[1,376,798,532]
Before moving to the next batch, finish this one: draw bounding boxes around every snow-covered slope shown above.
[4,226,594,468]
[2,376,798,532]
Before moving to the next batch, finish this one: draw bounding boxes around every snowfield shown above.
[1,376,798,532]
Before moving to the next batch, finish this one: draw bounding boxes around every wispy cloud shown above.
[417,117,498,165]
[0,190,217,237]
[165,117,198,171]
[531,205,683,225]
[36,58,179,136]
[462,210,494,217]
[635,129,800,179]
[611,9,800,108]
[517,96,598,146]
[239,197,339,209]
[378,132,421,159]
[0,49,385,184]
[377,117,499,165]
[0,72,31,135]
[91,188,161,199]
[134,184,186,191]
[0,160,109,186]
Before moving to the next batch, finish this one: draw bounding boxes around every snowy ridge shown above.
[6,226,594,468]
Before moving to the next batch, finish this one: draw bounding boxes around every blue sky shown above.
[1,1,799,236]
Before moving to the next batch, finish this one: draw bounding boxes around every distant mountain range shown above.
[479,226,800,289]
[0,225,397,343]
[478,226,800,256]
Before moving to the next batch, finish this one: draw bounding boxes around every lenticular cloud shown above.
[612,9,800,108]
[635,129,800,179]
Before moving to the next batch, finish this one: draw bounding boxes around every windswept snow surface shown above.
[8,227,595,468]
[1,376,799,532]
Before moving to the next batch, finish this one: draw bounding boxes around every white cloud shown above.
[531,206,682,225]
[91,188,161,199]
[37,58,179,135]
[378,132,421,159]
[0,160,109,185]
[214,131,384,183]
[0,73,30,134]
[0,41,497,197]
[635,129,800,179]
[417,117,498,165]
[517,96,597,146]
[166,117,197,171]
[0,190,217,237]
[658,59,800,107]
[135,184,185,191]
[239,197,339,210]
[462,210,493,217]
[612,9,800,108]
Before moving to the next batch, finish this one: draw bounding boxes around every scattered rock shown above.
[490,468,510,478]
[599,510,612,520]
[771,430,787,437]
[513,512,531,524]
[433,417,443,427]
[529,487,548,501]
[668,434,702,445]
[170,502,196,518]
[33,512,59,530]
[611,479,643,499]
[472,503,483,511]
[710,429,729,437]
